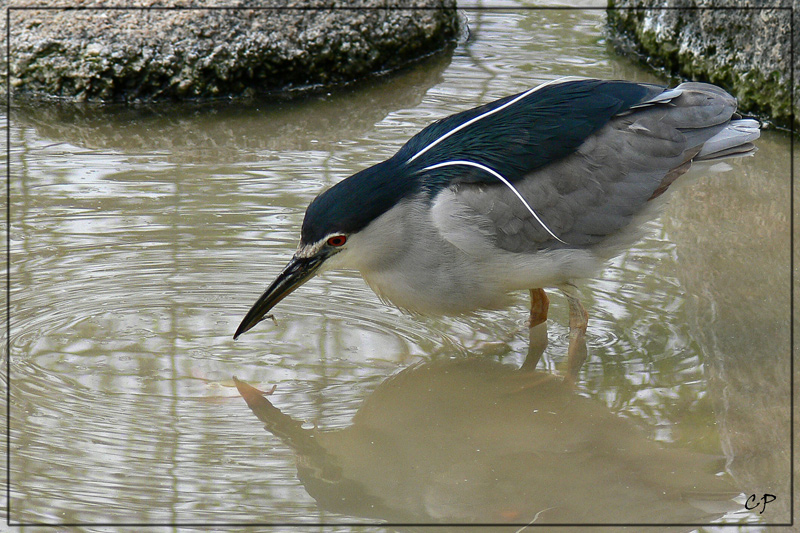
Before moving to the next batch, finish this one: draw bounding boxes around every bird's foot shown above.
[564,335,587,387]
[560,285,589,386]
[521,321,549,371]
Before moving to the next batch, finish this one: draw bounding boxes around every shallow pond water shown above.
[5,3,792,531]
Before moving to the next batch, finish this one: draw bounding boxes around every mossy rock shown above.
[607,0,794,129]
[2,0,459,102]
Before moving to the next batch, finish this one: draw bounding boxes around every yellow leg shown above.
[528,288,550,328]
[521,289,549,371]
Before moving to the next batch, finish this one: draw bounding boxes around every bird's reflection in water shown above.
[235,328,740,529]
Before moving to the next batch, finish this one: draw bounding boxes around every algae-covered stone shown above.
[2,0,458,102]
[607,0,794,128]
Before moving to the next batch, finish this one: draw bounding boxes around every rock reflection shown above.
[235,333,740,529]
[12,51,450,163]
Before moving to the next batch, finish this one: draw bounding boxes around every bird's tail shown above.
[695,118,761,161]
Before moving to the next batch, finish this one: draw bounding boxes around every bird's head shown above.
[234,156,420,339]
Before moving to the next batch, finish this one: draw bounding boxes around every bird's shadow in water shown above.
[234,328,743,530]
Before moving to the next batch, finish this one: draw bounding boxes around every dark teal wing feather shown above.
[400,79,665,186]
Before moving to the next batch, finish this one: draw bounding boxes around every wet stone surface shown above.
[606,1,794,128]
[4,0,458,102]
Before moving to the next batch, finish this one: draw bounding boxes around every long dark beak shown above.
[234,254,326,339]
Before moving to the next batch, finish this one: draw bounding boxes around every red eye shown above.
[327,235,347,247]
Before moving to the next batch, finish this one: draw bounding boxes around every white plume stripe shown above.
[407,76,583,164]
[421,160,569,245]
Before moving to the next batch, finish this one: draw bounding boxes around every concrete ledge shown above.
[3,0,458,102]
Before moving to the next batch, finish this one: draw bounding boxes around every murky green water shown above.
[5,4,792,531]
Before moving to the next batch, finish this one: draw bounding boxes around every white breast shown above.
[324,192,603,316]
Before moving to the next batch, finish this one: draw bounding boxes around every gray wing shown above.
[449,82,740,253]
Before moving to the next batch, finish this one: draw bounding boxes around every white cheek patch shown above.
[295,240,327,258]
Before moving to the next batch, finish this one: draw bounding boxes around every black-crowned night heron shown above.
[234,77,759,370]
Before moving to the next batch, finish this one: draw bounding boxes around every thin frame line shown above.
[790,4,795,529]
[3,3,795,529]
[4,520,791,528]
[3,5,793,11]
[5,4,10,528]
